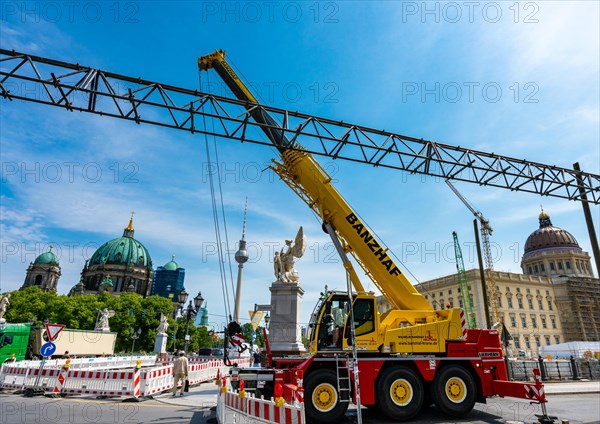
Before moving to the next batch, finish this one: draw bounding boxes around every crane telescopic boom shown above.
[198,50,432,312]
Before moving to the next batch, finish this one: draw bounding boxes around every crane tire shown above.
[432,364,477,417]
[304,368,349,422]
[376,366,424,421]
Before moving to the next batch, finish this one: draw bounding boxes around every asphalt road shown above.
[0,390,598,424]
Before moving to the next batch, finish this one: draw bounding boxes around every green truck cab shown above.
[0,322,31,363]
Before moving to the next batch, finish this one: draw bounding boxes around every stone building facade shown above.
[377,209,599,358]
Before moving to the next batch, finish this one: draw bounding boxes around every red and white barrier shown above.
[0,357,252,398]
[217,390,305,424]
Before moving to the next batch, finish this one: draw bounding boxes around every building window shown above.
[521,315,527,328]
[459,298,463,308]
[518,298,524,309]
[514,337,521,349]
[566,261,571,270]
[535,336,540,348]
[525,336,531,349]
[528,266,532,274]
[536,289,540,295]
[540,263,545,272]
[545,335,551,345]
[534,265,538,273]
[576,261,582,271]
[541,316,547,329]
[528,298,534,309]
[558,262,563,270]
[550,262,555,271]
[448,289,452,295]
[497,295,502,308]
[510,314,516,328]
[506,287,511,292]
[526,288,531,294]
[547,299,553,310]
[538,299,544,310]
[545,290,550,296]
[531,315,537,329]
[507,297,513,308]
[448,298,454,308]
[550,316,557,329]
[517,288,521,293]
[554,336,560,344]
[440,292,443,297]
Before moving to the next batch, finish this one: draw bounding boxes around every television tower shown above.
[233,198,249,323]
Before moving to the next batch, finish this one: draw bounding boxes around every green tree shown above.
[1,288,181,354]
[241,323,265,347]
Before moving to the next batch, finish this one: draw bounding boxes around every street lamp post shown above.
[130,328,141,355]
[173,287,189,319]
[181,291,204,354]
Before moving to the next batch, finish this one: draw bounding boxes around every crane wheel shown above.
[304,369,349,422]
[376,367,424,421]
[432,365,476,417]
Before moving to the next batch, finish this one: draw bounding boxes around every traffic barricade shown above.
[217,389,305,424]
[62,369,135,397]
[141,365,173,396]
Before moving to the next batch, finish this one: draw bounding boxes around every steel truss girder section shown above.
[1,49,598,204]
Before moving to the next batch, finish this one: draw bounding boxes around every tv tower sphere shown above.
[235,240,249,264]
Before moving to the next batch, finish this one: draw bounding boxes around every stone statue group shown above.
[273,226,307,284]
[0,294,10,322]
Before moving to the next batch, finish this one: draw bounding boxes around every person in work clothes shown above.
[172,351,189,396]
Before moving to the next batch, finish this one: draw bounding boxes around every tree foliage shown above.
[241,322,265,347]
[1,287,224,354]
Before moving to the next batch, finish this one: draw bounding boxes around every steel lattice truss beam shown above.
[1,49,598,204]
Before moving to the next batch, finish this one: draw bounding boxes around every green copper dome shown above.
[163,255,179,271]
[34,247,59,264]
[88,217,152,268]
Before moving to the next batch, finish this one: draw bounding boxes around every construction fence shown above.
[507,359,600,381]
[0,356,251,398]
[216,375,305,424]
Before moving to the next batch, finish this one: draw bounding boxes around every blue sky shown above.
[1,1,598,330]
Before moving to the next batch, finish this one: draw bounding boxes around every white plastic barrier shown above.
[217,390,305,424]
[0,357,252,397]
[62,369,137,397]
[6,355,157,370]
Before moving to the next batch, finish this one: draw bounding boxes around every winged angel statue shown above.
[95,308,116,332]
[274,226,307,284]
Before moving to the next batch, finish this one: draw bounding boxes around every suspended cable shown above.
[199,71,232,321]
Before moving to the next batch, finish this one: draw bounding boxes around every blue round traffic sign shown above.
[40,342,57,357]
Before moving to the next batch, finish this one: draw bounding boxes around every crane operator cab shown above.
[307,292,380,353]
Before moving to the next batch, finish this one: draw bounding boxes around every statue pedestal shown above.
[154,332,168,354]
[268,281,306,354]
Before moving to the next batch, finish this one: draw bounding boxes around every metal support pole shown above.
[473,219,492,329]
[538,356,547,381]
[573,162,600,278]
[184,311,191,354]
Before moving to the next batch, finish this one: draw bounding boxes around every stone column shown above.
[154,333,168,354]
[268,281,306,354]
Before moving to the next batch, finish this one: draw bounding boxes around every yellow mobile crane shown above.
[199,50,465,356]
